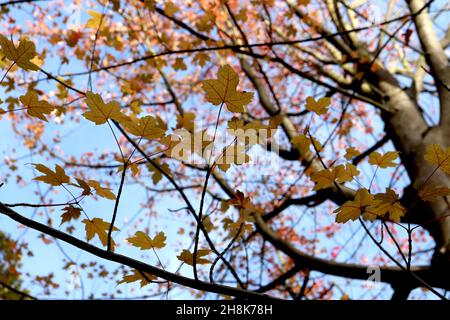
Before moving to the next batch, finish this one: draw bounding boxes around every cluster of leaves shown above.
[0,0,448,299]
[333,145,450,224]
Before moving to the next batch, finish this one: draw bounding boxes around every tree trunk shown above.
[378,74,450,267]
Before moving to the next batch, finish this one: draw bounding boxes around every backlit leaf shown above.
[87,180,116,200]
[164,1,179,16]
[86,11,106,31]
[368,151,399,168]
[0,35,39,71]
[118,269,156,287]
[33,164,70,186]
[83,91,123,125]
[73,178,92,196]
[127,231,166,250]
[60,206,81,225]
[345,147,360,160]
[82,218,119,249]
[371,188,406,223]
[305,96,330,115]
[335,163,360,183]
[147,161,171,185]
[291,134,311,154]
[419,184,450,202]
[334,189,379,223]
[172,57,186,70]
[424,144,450,174]
[202,64,253,113]
[176,112,196,132]
[122,115,165,140]
[19,91,54,122]
[311,164,359,190]
[177,249,210,265]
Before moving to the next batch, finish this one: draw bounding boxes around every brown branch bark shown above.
[407,0,450,131]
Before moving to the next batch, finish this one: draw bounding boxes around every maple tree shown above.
[0,0,449,301]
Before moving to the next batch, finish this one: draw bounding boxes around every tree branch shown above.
[0,202,274,300]
[253,213,450,292]
[407,0,450,129]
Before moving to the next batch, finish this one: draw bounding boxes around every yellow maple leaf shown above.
[127,231,166,250]
[334,189,378,223]
[19,91,55,122]
[147,161,171,185]
[222,217,254,239]
[87,180,116,200]
[176,112,196,132]
[227,117,245,131]
[82,218,119,248]
[33,164,70,186]
[177,249,210,265]
[0,35,39,71]
[311,164,358,190]
[143,0,156,10]
[172,57,187,70]
[164,1,179,16]
[335,163,360,183]
[269,114,283,129]
[370,188,406,223]
[305,96,330,115]
[202,64,253,113]
[83,91,123,125]
[60,206,81,225]
[118,269,156,287]
[202,216,215,233]
[419,184,450,202]
[156,115,167,131]
[72,178,92,196]
[345,147,360,160]
[195,12,215,32]
[424,144,450,174]
[128,100,142,115]
[235,8,248,22]
[311,168,336,190]
[122,115,165,140]
[368,151,399,168]
[291,134,311,154]
[193,52,210,67]
[160,134,183,160]
[86,11,107,31]
[30,54,44,68]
